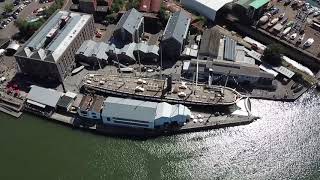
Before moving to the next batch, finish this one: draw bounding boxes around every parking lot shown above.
[0,0,52,39]
[258,0,320,58]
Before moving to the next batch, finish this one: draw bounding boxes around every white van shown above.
[0,49,5,56]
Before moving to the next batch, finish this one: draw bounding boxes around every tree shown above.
[110,0,125,13]
[15,18,45,39]
[127,0,140,9]
[159,5,170,27]
[105,13,117,24]
[262,43,283,66]
[3,3,14,13]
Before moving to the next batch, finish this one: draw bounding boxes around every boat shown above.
[267,17,279,27]
[258,14,270,25]
[279,12,285,19]
[303,38,314,47]
[81,74,243,107]
[297,33,305,43]
[71,65,85,75]
[282,27,292,36]
[290,33,297,40]
[313,11,320,17]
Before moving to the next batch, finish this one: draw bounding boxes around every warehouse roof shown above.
[198,28,221,58]
[249,0,270,9]
[162,10,191,45]
[56,95,74,109]
[182,0,233,11]
[224,37,236,61]
[79,95,105,112]
[16,11,92,62]
[103,97,158,122]
[115,8,143,35]
[26,85,62,108]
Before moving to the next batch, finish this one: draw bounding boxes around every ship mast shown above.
[195,59,199,94]
[222,71,231,95]
[160,43,163,80]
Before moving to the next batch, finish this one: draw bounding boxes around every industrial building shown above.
[101,97,191,129]
[180,0,233,22]
[56,92,78,112]
[233,0,270,23]
[198,28,221,60]
[113,8,144,44]
[75,40,159,67]
[161,10,191,59]
[14,11,95,82]
[78,95,105,120]
[184,59,274,88]
[75,40,109,68]
[25,85,63,114]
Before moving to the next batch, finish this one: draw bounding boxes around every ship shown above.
[81,74,243,107]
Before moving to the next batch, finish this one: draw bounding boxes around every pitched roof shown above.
[115,8,143,35]
[162,10,191,44]
[198,27,221,58]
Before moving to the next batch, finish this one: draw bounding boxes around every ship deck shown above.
[82,74,242,106]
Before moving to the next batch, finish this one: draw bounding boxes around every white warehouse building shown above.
[180,0,233,21]
[101,97,191,129]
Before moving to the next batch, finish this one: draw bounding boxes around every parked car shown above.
[12,14,18,19]
[13,0,20,6]
[270,8,279,15]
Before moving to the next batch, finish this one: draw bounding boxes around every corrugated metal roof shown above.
[27,12,65,49]
[20,11,92,63]
[198,27,221,58]
[223,37,236,61]
[249,0,270,9]
[103,97,158,122]
[26,85,62,108]
[162,10,191,45]
[115,8,143,35]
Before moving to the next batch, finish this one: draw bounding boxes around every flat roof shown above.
[26,85,62,108]
[249,0,270,9]
[79,95,105,112]
[103,97,158,122]
[185,0,233,11]
[56,95,74,108]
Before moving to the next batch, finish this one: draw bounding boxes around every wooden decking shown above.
[83,74,242,106]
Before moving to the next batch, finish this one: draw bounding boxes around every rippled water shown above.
[0,90,319,179]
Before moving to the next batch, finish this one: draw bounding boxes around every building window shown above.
[113,120,149,127]
[80,110,88,115]
[92,115,97,119]
[107,117,111,121]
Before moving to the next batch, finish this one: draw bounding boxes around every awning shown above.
[27,99,46,108]
[249,0,270,9]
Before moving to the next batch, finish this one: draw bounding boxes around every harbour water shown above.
[0,90,320,179]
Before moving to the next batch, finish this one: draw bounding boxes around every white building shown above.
[180,0,233,21]
[101,97,191,129]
